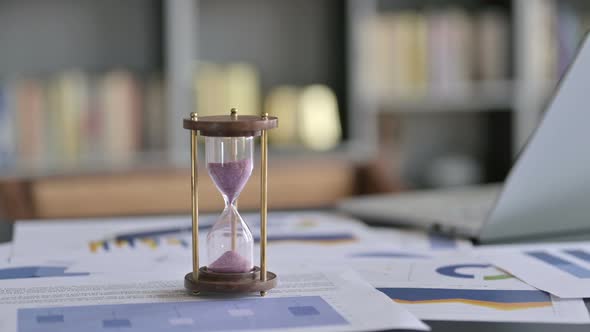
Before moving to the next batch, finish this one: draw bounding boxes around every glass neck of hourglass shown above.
[224,197,239,209]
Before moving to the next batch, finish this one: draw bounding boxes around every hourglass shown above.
[183,108,278,295]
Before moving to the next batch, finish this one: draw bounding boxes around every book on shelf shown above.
[0,82,16,167]
[15,79,45,165]
[476,10,510,82]
[100,70,142,163]
[143,75,167,152]
[59,71,88,165]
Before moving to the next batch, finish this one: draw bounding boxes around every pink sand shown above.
[208,250,252,273]
[208,159,252,203]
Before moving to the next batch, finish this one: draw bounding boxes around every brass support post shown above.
[260,113,269,296]
[190,112,199,282]
[230,108,238,251]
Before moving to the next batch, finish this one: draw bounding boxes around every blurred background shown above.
[0,0,588,220]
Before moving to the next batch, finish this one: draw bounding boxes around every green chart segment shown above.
[483,274,513,281]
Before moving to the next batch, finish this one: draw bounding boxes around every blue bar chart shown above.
[526,250,590,279]
[18,296,348,332]
[564,249,590,264]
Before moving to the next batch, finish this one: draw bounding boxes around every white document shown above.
[366,227,473,250]
[13,212,469,262]
[477,241,590,298]
[3,251,192,280]
[0,267,429,332]
[12,216,197,257]
[12,212,374,258]
[268,243,453,266]
[353,256,590,323]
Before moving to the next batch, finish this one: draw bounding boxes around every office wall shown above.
[0,0,161,75]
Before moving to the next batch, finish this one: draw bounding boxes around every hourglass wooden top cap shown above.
[183,109,278,137]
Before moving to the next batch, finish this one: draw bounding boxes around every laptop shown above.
[339,33,590,244]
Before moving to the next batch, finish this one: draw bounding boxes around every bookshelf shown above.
[379,79,514,114]
[347,0,590,187]
[1,0,589,191]
[0,0,349,174]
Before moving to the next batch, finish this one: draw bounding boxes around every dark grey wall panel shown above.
[0,0,160,75]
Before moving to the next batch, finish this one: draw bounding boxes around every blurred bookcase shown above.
[0,0,348,174]
[0,0,358,219]
[0,0,588,193]
[347,0,590,187]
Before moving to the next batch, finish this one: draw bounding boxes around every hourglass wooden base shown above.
[184,267,277,295]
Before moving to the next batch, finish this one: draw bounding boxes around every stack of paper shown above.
[1,212,589,332]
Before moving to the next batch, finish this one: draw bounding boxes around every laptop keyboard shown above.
[340,184,502,236]
[405,186,500,230]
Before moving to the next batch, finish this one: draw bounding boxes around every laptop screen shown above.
[480,33,590,242]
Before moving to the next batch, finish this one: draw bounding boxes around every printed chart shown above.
[479,243,590,298]
[89,233,357,254]
[18,296,348,332]
[526,250,590,278]
[435,264,512,280]
[89,236,190,253]
[379,288,551,311]
[356,257,590,323]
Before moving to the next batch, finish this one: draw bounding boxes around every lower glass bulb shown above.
[206,204,254,273]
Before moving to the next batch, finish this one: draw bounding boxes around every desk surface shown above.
[0,219,588,332]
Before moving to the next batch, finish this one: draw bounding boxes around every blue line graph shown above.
[18,296,348,332]
[526,251,590,279]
